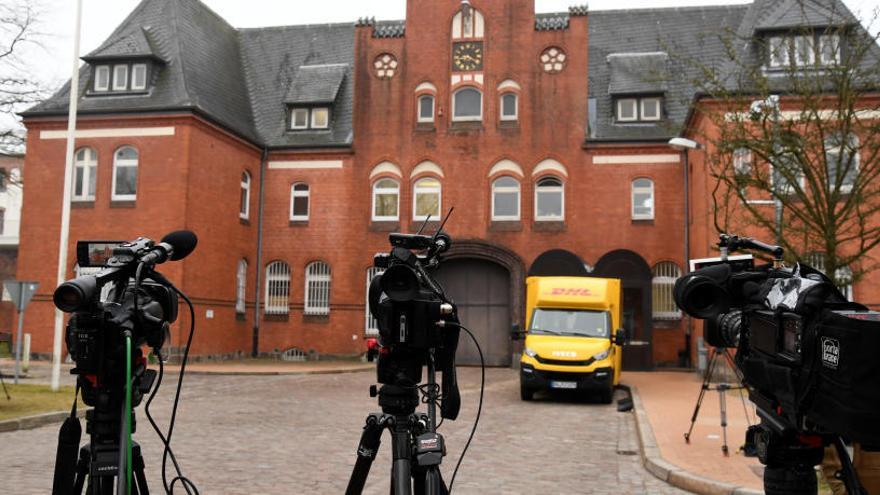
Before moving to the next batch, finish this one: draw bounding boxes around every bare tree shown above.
[676,7,880,289]
[1,0,47,156]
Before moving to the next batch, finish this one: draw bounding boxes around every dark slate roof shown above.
[607,52,668,95]
[238,23,355,148]
[535,12,570,31]
[373,20,406,39]
[588,5,749,142]
[284,64,348,105]
[82,26,167,63]
[755,0,858,31]
[24,0,258,143]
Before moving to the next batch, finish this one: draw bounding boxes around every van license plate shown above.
[550,381,577,389]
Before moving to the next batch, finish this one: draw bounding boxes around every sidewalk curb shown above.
[629,385,763,495]
[0,409,87,434]
[172,365,374,376]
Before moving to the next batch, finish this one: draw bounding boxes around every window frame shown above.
[452,87,483,122]
[311,107,330,129]
[73,147,98,202]
[534,176,565,222]
[500,93,518,121]
[111,146,138,201]
[365,267,385,336]
[819,34,841,65]
[290,108,310,130]
[264,261,291,316]
[616,98,638,122]
[640,97,662,121]
[304,261,332,316]
[240,171,251,220]
[825,133,860,194]
[131,63,148,91]
[112,64,129,91]
[652,262,683,320]
[235,259,247,314]
[94,66,110,92]
[372,178,400,222]
[631,178,655,221]
[413,177,442,221]
[768,36,790,67]
[417,94,435,123]
[290,183,310,221]
[491,176,521,221]
[794,35,816,66]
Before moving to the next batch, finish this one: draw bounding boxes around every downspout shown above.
[252,147,268,357]
[683,149,693,368]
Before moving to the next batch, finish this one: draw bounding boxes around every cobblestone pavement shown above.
[2,368,687,494]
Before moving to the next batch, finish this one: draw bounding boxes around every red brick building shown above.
[17,0,877,369]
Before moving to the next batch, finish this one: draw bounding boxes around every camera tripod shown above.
[684,347,752,456]
[70,407,150,494]
[0,366,10,400]
[347,358,448,495]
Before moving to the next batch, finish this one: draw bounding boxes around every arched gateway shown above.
[594,250,653,370]
[434,240,524,366]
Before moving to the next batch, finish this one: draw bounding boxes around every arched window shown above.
[372,178,400,221]
[290,183,310,221]
[236,259,247,314]
[632,178,654,220]
[492,176,520,221]
[305,261,331,315]
[112,146,138,201]
[413,177,442,220]
[73,147,97,201]
[265,261,291,315]
[652,262,682,319]
[418,95,435,123]
[500,93,518,121]
[825,132,859,193]
[365,266,384,336]
[535,176,564,221]
[240,171,251,220]
[451,7,485,39]
[453,88,482,122]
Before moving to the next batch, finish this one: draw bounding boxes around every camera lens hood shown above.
[381,264,422,302]
[674,264,733,319]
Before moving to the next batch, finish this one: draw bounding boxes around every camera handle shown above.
[719,234,785,267]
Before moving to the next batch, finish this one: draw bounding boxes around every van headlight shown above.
[592,349,610,361]
[524,348,537,358]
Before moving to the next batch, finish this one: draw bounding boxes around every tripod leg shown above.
[422,467,447,495]
[719,387,729,456]
[346,414,385,495]
[391,428,412,495]
[685,349,718,443]
[132,444,149,495]
[73,447,90,495]
[0,369,10,400]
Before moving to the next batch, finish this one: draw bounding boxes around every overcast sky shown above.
[22,0,876,86]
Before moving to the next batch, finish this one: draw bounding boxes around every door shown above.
[435,258,512,366]
[622,288,651,370]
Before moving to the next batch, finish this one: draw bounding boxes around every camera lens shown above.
[381,264,421,302]
[53,277,97,313]
[705,311,742,348]
[673,264,733,319]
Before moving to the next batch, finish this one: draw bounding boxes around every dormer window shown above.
[113,65,128,90]
[132,64,148,90]
[616,96,663,123]
[91,61,152,94]
[289,107,331,131]
[767,33,841,69]
[94,66,110,91]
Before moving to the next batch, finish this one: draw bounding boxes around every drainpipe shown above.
[252,147,268,357]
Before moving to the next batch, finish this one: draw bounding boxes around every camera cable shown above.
[142,270,200,494]
[445,322,485,494]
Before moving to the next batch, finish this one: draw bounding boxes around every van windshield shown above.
[530,309,611,338]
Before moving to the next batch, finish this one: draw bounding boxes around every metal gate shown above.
[435,258,512,366]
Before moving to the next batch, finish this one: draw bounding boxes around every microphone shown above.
[139,230,198,265]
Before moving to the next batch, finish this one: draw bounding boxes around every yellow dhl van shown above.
[517,276,625,403]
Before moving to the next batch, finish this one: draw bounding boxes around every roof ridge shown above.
[591,3,751,16]
[238,21,359,32]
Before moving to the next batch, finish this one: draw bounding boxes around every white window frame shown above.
[794,35,815,66]
[418,95,435,123]
[365,267,384,336]
[819,34,841,65]
[631,178,655,220]
[769,36,789,67]
[640,98,661,121]
[534,176,565,222]
[113,64,128,91]
[413,177,442,221]
[73,147,97,201]
[500,93,518,121]
[304,261,331,316]
[372,178,400,222]
[491,176,520,221]
[131,63,148,91]
[290,183,310,221]
[825,133,859,194]
[733,148,753,176]
[264,261,291,315]
[240,171,251,220]
[111,146,138,201]
[617,98,638,122]
[94,66,110,92]
[236,259,247,314]
[452,87,483,122]
[311,107,330,129]
[291,108,310,130]
[652,262,683,320]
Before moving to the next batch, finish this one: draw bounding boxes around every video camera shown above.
[368,221,461,420]
[675,234,880,493]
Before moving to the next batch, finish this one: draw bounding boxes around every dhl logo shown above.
[549,288,593,296]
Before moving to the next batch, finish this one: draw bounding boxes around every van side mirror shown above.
[511,324,525,341]
[614,328,626,346]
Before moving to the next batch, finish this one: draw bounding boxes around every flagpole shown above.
[51,0,83,392]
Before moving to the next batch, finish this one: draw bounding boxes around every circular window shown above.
[540,47,567,74]
[374,53,399,79]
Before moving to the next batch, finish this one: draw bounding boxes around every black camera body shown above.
[369,232,461,420]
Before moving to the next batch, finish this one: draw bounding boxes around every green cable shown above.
[125,334,133,494]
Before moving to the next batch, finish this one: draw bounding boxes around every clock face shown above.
[452,42,484,72]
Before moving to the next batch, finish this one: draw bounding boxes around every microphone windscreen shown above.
[161,230,198,261]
